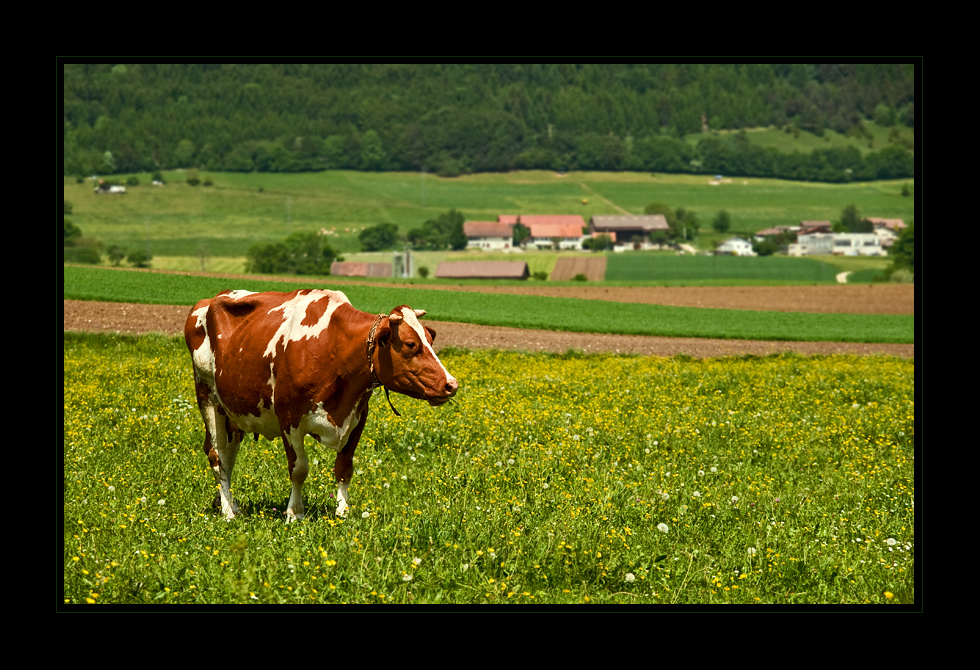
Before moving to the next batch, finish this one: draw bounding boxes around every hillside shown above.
[63,63,916,182]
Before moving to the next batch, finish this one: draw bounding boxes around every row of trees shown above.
[64,63,915,182]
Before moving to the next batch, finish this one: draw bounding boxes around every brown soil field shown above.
[63,278,914,358]
[550,256,607,282]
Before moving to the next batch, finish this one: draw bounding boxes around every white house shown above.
[789,232,834,256]
[498,215,587,250]
[832,233,885,256]
[464,221,514,251]
[789,232,885,256]
[716,237,756,256]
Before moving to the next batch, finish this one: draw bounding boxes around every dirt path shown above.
[63,299,914,359]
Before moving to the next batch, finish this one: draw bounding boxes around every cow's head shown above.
[375,306,458,406]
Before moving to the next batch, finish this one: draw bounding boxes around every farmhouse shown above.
[589,215,670,250]
[867,218,907,250]
[330,262,393,278]
[464,221,514,251]
[798,221,832,235]
[716,237,757,256]
[499,215,587,250]
[435,260,529,280]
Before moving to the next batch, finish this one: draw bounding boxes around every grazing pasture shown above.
[63,333,914,605]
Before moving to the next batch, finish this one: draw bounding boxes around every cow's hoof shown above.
[335,504,348,519]
[285,510,304,523]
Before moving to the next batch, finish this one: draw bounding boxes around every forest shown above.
[63,63,916,182]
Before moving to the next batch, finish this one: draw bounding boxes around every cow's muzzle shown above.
[427,378,459,406]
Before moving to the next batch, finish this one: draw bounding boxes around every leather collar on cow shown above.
[366,312,402,416]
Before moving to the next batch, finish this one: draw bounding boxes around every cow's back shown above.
[186,289,353,439]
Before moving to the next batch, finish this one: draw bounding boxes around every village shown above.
[331,213,908,280]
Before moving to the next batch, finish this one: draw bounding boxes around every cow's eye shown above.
[406,341,416,350]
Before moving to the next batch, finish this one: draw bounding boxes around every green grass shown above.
[64,266,914,343]
[605,253,840,283]
[63,333,915,606]
[690,122,915,157]
[65,170,915,260]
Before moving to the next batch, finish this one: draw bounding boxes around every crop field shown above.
[63,266,914,343]
[63,332,914,606]
[604,253,841,283]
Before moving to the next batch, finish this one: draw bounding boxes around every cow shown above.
[184,288,458,521]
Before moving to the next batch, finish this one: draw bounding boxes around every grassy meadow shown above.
[65,170,915,265]
[63,333,914,606]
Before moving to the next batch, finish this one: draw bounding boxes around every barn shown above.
[330,262,393,278]
[435,260,530,280]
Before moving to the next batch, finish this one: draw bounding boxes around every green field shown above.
[65,170,915,263]
[64,266,914,344]
[63,333,915,606]
[605,253,841,283]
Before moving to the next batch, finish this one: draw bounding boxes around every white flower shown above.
[886,538,897,546]
[625,573,636,583]
[403,573,412,581]
[731,496,738,504]
[413,557,422,566]
[747,547,757,556]
[657,523,669,533]
[362,511,370,518]
[693,491,701,497]
[158,499,166,506]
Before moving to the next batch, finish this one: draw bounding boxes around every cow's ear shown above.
[377,322,392,347]
[425,325,436,343]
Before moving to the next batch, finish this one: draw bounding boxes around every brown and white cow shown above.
[184,288,458,521]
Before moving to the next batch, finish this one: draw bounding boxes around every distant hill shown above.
[63,63,916,182]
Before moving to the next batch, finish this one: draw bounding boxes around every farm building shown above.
[589,215,669,249]
[716,237,757,256]
[330,262,393,277]
[435,260,530,280]
[798,221,833,235]
[499,215,587,250]
[788,233,833,256]
[787,233,886,257]
[464,221,514,251]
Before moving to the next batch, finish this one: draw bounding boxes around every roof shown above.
[330,262,392,278]
[589,215,669,232]
[525,223,585,239]
[464,221,513,238]
[499,215,585,227]
[866,217,907,230]
[435,261,529,280]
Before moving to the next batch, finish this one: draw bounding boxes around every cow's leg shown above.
[211,419,243,519]
[196,383,241,519]
[334,409,368,518]
[282,429,309,522]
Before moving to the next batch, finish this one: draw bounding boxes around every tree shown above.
[889,221,915,276]
[839,204,873,233]
[360,130,388,171]
[245,231,340,275]
[107,245,126,266]
[512,222,531,247]
[582,233,614,251]
[712,210,731,234]
[127,249,152,268]
[359,222,401,251]
[408,209,467,250]
[64,218,82,247]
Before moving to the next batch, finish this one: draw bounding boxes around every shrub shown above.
[417,266,430,279]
